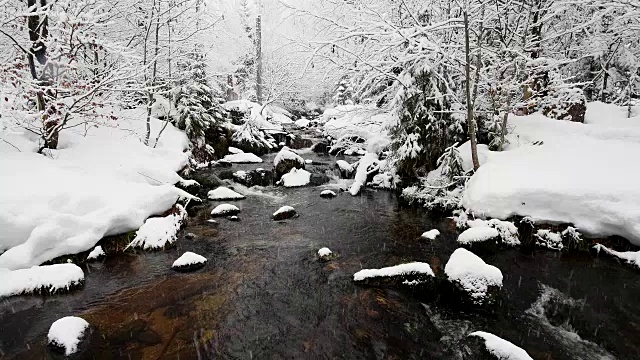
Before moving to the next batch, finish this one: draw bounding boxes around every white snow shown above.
[228,146,244,154]
[48,316,90,356]
[86,246,105,260]
[421,229,441,240]
[0,105,192,270]
[207,186,246,200]
[445,248,503,303]
[223,152,263,163]
[211,204,240,216]
[353,262,434,282]
[318,247,333,257]
[321,190,337,197]
[465,219,520,246]
[0,264,84,297]
[336,160,353,173]
[279,168,311,187]
[458,227,500,245]
[536,230,564,251]
[305,159,313,164]
[127,205,187,250]
[468,331,533,360]
[594,244,640,268]
[273,206,296,217]
[172,251,207,268]
[463,104,640,245]
[295,118,311,128]
[274,146,304,167]
[349,153,379,195]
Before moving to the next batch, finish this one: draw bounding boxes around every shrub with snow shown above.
[172,251,208,272]
[211,204,241,217]
[207,186,246,201]
[48,316,90,356]
[353,262,434,283]
[0,264,85,298]
[127,205,187,250]
[444,248,503,305]
[273,206,297,221]
[468,331,533,360]
[349,153,379,196]
[278,168,311,187]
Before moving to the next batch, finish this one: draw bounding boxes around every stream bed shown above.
[1,148,640,359]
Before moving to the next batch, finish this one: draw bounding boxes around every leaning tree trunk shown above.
[464,10,480,171]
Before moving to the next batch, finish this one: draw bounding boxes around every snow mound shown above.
[336,160,353,173]
[445,248,503,303]
[274,146,304,167]
[594,244,640,268]
[463,109,640,245]
[458,227,500,245]
[469,331,533,360]
[48,316,90,356]
[223,152,263,163]
[207,186,246,200]
[295,118,311,128]
[172,251,207,270]
[353,262,434,282]
[279,168,311,187]
[86,246,105,261]
[421,229,441,240]
[211,204,241,217]
[0,264,84,298]
[318,247,333,257]
[127,205,187,250]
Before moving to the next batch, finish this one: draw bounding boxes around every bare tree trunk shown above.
[145,0,161,146]
[464,9,480,171]
[256,0,263,103]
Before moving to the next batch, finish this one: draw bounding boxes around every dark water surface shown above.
[1,149,639,359]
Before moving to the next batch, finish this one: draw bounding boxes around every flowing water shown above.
[1,141,640,359]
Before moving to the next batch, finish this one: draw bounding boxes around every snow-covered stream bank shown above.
[1,145,639,359]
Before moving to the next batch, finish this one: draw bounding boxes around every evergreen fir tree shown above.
[333,79,353,105]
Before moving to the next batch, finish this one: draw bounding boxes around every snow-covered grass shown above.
[126,205,187,250]
[279,168,311,187]
[445,248,503,304]
[223,152,263,163]
[0,264,84,297]
[172,251,207,269]
[207,186,246,200]
[48,316,90,356]
[594,244,640,268]
[0,105,192,270]
[421,229,440,240]
[353,262,434,282]
[463,102,640,245]
[211,204,241,216]
[86,246,105,261]
[457,227,500,245]
[468,331,533,360]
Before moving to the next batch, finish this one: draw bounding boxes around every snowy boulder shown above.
[421,229,440,240]
[317,247,334,261]
[320,190,337,198]
[47,316,90,356]
[295,118,311,128]
[223,152,263,164]
[211,204,241,217]
[273,206,297,221]
[335,160,354,179]
[172,251,208,272]
[127,205,187,250]
[466,331,533,360]
[274,147,305,180]
[458,227,501,252]
[233,169,274,187]
[86,246,105,261]
[175,179,201,196]
[278,168,311,187]
[311,141,330,154]
[444,248,503,305]
[353,262,434,286]
[0,264,85,298]
[207,186,246,201]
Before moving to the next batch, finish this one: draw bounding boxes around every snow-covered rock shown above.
[535,230,564,251]
[353,262,434,283]
[444,248,503,304]
[464,219,520,246]
[335,160,354,179]
[278,168,311,187]
[273,206,297,220]
[127,205,187,250]
[86,246,105,261]
[211,204,241,217]
[274,147,305,179]
[320,190,337,198]
[48,316,90,356]
[349,153,379,195]
[228,215,240,222]
[318,247,333,258]
[458,227,500,245]
[421,229,441,240]
[223,152,263,163]
[468,331,533,360]
[295,118,311,128]
[172,251,208,272]
[0,264,85,297]
[207,186,246,201]
[304,159,313,164]
[594,244,640,268]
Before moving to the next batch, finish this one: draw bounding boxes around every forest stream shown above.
[1,130,640,360]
